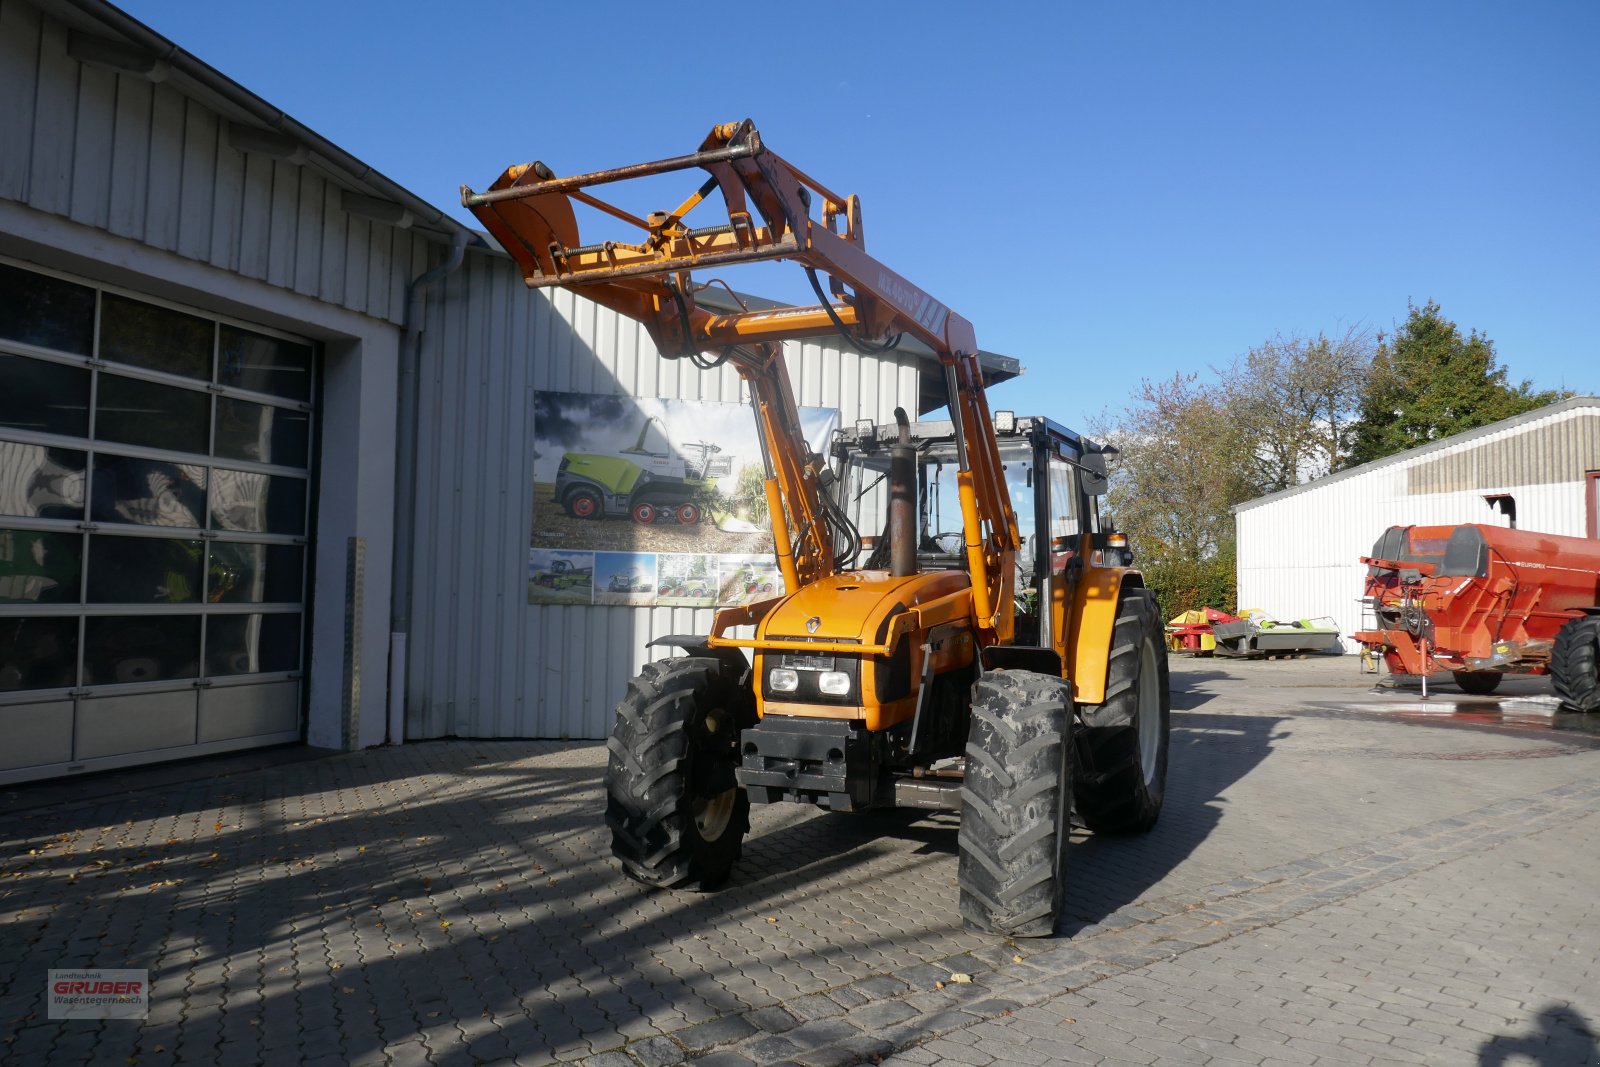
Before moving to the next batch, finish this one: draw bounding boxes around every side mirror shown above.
[1080,451,1109,496]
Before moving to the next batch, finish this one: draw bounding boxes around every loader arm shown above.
[462,119,1017,641]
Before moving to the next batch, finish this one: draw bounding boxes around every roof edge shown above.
[55,0,476,245]
[1232,394,1600,514]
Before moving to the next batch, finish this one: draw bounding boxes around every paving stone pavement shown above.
[3,656,1599,1066]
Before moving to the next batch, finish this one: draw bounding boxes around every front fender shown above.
[1066,566,1140,705]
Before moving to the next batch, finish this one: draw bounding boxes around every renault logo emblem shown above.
[806,616,821,634]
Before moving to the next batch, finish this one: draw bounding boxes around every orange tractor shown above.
[1354,523,1600,709]
[463,121,1170,936]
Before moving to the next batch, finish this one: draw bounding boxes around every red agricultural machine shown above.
[1353,524,1600,709]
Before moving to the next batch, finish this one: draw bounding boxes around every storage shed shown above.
[1234,396,1600,651]
[0,0,1017,782]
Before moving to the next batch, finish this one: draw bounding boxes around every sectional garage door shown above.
[0,259,315,783]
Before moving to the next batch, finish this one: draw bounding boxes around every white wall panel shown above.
[405,252,929,740]
[1236,402,1600,651]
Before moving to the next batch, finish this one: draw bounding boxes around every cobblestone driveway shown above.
[4,657,1599,1066]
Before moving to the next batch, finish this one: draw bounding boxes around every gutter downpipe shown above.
[388,230,472,744]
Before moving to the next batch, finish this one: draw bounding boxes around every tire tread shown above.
[958,671,1072,937]
[1551,616,1600,712]
[604,657,749,890]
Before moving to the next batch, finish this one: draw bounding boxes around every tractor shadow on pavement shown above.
[0,741,1000,1066]
[1059,689,1289,935]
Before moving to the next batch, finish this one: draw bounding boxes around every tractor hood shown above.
[756,570,971,648]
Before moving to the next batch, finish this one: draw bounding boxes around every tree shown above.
[1344,301,1564,467]
[1220,328,1374,493]
[1096,374,1252,615]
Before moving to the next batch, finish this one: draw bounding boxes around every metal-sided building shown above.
[1234,396,1600,650]
[0,0,1016,783]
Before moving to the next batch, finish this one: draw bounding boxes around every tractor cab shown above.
[830,413,1111,646]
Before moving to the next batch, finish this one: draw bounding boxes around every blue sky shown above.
[120,0,1599,427]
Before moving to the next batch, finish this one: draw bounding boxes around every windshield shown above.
[835,441,1034,573]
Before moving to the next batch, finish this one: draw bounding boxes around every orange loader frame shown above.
[462,119,1018,649]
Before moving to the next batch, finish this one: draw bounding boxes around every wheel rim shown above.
[695,789,735,842]
[633,503,655,523]
[573,495,596,518]
[677,503,700,524]
[1136,638,1162,786]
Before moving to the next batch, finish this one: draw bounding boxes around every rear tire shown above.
[1073,588,1170,835]
[1452,670,1503,695]
[1551,615,1600,712]
[958,671,1072,938]
[604,657,751,889]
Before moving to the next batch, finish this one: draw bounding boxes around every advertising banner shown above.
[528,391,837,608]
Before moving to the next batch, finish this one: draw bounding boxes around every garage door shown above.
[0,259,315,783]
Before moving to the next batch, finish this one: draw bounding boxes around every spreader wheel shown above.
[1451,671,1502,696]
[1551,615,1600,712]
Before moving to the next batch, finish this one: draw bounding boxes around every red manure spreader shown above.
[1354,524,1600,710]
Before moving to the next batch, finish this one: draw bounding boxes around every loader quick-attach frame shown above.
[464,121,1171,936]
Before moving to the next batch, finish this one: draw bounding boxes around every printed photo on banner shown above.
[655,553,717,608]
[527,549,595,606]
[717,555,783,607]
[592,552,657,607]
[530,391,839,556]
[528,391,836,607]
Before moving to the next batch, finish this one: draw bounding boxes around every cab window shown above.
[1048,457,1079,541]
[1002,445,1036,583]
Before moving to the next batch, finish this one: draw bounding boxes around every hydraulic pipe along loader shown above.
[463,120,1172,936]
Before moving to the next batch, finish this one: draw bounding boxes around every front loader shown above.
[462,121,1170,936]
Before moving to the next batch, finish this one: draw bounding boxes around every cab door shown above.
[1044,454,1088,669]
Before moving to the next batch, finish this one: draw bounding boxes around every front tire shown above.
[563,486,602,520]
[1074,587,1171,835]
[1452,670,1503,695]
[1551,615,1600,712]
[604,657,751,889]
[958,671,1072,938]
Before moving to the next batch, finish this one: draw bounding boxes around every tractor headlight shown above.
[768,668,799,693]
[817,671,852,696]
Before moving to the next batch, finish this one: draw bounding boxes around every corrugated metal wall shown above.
[0,0,427,324]
[1236,404,1600,649]
[405,251,926,740]
[1408,416,1600,493]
